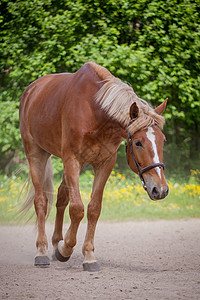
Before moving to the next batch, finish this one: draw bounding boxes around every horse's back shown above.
[19,64,105,157]
[20,72,72,115]
[20,62,111,120]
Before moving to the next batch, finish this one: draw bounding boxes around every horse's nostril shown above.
[152,186,159,198]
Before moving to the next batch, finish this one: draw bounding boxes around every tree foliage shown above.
[0,0,200,174]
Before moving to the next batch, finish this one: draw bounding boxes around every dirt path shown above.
[0,220,200,300]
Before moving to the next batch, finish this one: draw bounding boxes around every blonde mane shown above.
[95,76,165,134]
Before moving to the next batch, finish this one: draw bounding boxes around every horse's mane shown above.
[90,62,165,134]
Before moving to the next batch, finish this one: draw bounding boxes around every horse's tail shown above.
[19,157,54,219]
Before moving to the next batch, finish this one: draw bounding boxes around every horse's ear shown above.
[155,98,168,115]
[130,102,139,120]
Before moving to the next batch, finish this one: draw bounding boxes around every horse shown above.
[19,62,169,271]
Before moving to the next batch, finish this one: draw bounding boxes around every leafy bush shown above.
[0,0,199,175]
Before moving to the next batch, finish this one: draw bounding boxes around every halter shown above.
[125,130,165,191]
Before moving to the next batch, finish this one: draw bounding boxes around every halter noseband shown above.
[125,131,165,191]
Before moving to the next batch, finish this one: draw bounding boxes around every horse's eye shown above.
[135,140,143,148]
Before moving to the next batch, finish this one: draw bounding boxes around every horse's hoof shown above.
[83,262,100,272]
[55,245,71,262]
[34,256,50,268]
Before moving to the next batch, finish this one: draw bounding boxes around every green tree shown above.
[0,0,199,175]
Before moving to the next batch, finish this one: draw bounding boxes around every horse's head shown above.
[126,99,168,200]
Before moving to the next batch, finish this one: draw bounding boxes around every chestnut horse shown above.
[19,62,168,271]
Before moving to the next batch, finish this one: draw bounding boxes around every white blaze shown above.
[146,127,161,179]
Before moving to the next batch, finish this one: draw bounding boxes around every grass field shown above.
[0,169,200,224]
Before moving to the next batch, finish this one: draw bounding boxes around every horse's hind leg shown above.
[82,154,117,272]
[26,147,51,267]
[52,177,69,259]
[55,156,84,262]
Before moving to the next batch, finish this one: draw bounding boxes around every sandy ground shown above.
[0,220,200,300]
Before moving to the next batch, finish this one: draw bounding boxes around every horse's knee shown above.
[69,202,84,222]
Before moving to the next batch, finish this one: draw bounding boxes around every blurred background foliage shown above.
[0,0,200,179]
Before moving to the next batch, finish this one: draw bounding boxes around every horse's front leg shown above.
[55,157,84,262]
[82,155,117,272]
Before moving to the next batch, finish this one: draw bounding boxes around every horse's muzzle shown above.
[147,184,169,200]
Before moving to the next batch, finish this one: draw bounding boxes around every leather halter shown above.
[125,130,165,191]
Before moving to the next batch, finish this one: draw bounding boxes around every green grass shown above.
[0,169,200,224]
